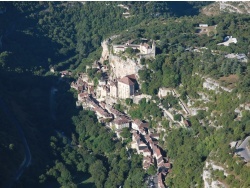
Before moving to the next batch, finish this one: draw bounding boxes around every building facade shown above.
[117,76,135,99]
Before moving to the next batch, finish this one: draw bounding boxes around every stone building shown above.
[118,76,135,99]
[109,81,118,98]
[113,40,156,59]
[112,117,130,130]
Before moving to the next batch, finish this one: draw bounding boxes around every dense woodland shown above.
[0,1,250,188]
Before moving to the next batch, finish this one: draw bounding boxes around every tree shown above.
[89,160,107,188]
[120,127,131,138]
[0,51,11,68]
[125,47,134,55]
[9,144,14,150]
[125,98,133,106]
[147,165,157,175]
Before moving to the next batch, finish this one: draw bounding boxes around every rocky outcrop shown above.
[203,160,228,188]
[109,54,142,79]
[202,1,250,16]
[100,40,110,64]
[203,78,233,93]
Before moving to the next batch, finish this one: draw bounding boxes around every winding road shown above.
[0,97,31,188]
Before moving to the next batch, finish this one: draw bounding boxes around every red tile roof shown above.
[143,148,151,153]
[126,74,137,80]
[118,76,134,85]
[113,117,130,125]
[133,119,143,126]
[154,147,162,157]
[162,163,171,169]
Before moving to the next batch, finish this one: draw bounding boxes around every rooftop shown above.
[118,76,135,85]
[113,117,130,125]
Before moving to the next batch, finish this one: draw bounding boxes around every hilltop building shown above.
[113,40,156,59]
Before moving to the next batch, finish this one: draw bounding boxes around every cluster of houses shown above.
[130,119,171,188]
[70,70,171,188]
[66,37,173,187]
[72,71,138,102]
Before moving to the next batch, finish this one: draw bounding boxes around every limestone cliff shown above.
[100,40,109,64]
[109,54,142,79]
[100,36,143,79]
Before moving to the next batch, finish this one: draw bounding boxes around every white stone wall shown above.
[110,85,117,98]
[140,45,149,54]
[133,94,152,104]
[118,81,130,99]
[96,86,107,101]
[115,122,129,130]
[131,123,139,131]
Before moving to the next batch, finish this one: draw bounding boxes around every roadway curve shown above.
[0,97,31,188]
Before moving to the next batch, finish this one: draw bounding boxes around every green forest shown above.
[0,1,250,188]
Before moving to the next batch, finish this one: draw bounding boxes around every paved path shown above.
[0,97,31,187]
[236,136,250,162]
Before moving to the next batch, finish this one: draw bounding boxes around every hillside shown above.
[0,1,250,188]
[202,1,250,16]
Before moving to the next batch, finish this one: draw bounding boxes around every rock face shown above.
[202,1,250,16]
[158,87,174,99]
[203,160,227,188]
[100,37,143,79]
[109,54,142,79]
[203,78,233,93]
[100,40,109,64]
